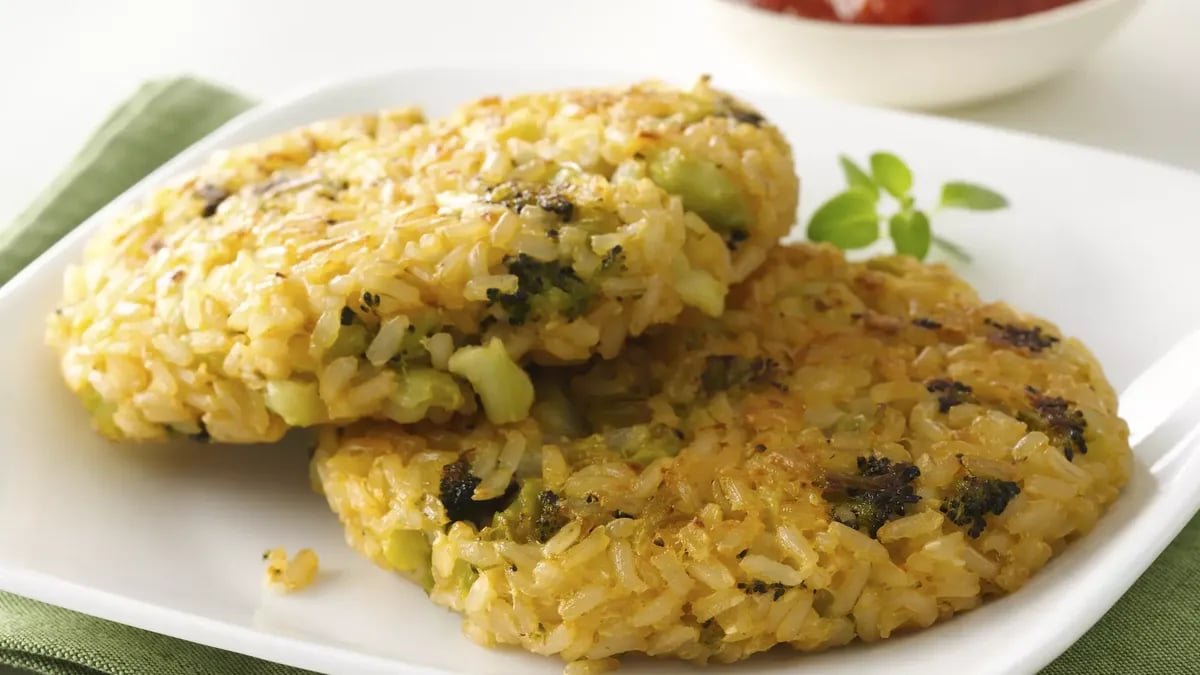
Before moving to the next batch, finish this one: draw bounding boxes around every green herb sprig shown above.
[806,152,1008,262]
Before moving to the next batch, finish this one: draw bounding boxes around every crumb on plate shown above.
[263,547,319,592]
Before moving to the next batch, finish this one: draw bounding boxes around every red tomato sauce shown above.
[750,0,1085,25]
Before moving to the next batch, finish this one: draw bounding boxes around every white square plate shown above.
[2,68,1199,675]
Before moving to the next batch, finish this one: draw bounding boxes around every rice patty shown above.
[47,79,798,442]
[313,243,1131,665]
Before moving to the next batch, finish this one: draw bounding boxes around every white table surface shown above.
[0,0,1198,229]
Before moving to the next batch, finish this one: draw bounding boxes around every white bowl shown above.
[703,0,1144,109]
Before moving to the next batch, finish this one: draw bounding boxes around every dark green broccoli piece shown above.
[486,254,593,326]
[985,318,1060,353]
[926,378,975,413]
[823,456,921,538]
[599,245,625,273]
[941,476,1021,538]
[489,479,569,543]
[439,459,518,528]
[1021,386,1088,460]
[701,355,779,394]
[534,490,569,543]
[484,181,575,221]
[737,580,790,600]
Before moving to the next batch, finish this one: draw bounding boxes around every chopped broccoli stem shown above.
[941,476,1021,538]
[264,380,325,426]
[381,529,434,591]
[446,338,534,425]
[383,368,465,424]
[647,147,750,234]
[675,267,726,317]
[327,321,369,359]
[823,456,921,538]
[451,559,478,596]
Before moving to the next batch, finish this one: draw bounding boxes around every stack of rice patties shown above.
[48,78,1131,668]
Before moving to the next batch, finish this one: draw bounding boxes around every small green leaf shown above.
[869,152,913,199]
[940,182,1008,211]
[807,190,880,250]
[932,235,973,263]
[889,210,932,260]
[839,156,878,200]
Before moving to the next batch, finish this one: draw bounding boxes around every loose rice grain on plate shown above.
[47,78,798,442]
[313,243,1132,666]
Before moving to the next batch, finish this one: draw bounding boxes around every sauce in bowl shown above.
[750,0,1086,25]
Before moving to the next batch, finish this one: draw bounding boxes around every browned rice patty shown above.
[46,79,798,442]
[313,243,1131,666]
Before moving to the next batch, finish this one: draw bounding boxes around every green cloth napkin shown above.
[1,76,1198,675]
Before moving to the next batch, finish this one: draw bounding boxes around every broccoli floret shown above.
[486,254,593,326]
[823,456,921,538]
[1022,386,1088,460]
[484,181,575,221]
[439,458,518,528]
[941,476,1021,538]
[701,355,779,394]
[926,378,975,413]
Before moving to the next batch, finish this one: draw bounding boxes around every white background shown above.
[0,0,1198,227]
